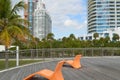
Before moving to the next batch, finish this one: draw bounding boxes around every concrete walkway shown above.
[0,57,120,80]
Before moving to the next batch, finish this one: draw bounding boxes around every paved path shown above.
[0,57,120,80]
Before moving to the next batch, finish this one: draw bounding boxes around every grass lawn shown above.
[0,59,42,70]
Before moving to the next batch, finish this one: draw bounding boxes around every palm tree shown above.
[99,37,105,47]
[46,33,54,48]
[69,34,76,40]
[112,33,119,41]
[93,33,99,39]
[0,0,34,68]
[62,37,67,48]
[46,33,54,41]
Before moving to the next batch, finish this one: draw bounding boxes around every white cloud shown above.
[44,0,87,38]
[64,19,87,29]
[64,19,74,27]
[44,0,86,26]
[64,19,80,28]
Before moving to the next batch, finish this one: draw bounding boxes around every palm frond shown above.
[11,1,25,15]
[0,28,11,47]
[9,14,21,20]
[10,18,29,27]
[0,0,11,18]
[7,26,26,42]
[0,19,4,28]
[0,0,35,47]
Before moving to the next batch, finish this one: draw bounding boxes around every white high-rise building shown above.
[80,0,120,40]
[33,0,52,40]
[88,0,120,35]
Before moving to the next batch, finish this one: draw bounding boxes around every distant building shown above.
[24,0,38,34]
[33,0,52,40]
[88,0,120,35]
[80,0,120,40]
[79,28,120,41]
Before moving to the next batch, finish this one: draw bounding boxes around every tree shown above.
[46,33,54,41]
[93,33,99,39]
[112,33,119,41]
[99,37,105,47]
[104,36,110,46]
[69,34,76,40]
[0,0,34,68]
[105,36,110,42]
[46,33,54,48]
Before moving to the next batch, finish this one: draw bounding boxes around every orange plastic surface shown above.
[23,60,65,80]
[65,55,82,69]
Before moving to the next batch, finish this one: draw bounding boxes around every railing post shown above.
[36,49,38,58]
[112,49,114,56]
[62,50,64,59]
[72,49,74,57]
[92,48,93,56]
[85,48,86,56]
[16,46,19,67]
[42,48,45,61]
[5,51,9,69]
[101,48,103,56]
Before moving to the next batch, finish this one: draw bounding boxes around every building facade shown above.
[88,0,120,36]
[80,27,120,41]
[80,0,120,40]
[33,1,52,40]
[24,0,38,34]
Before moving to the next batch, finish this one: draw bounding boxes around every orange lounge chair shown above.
[23,60,65,80]
[65,55,82,69]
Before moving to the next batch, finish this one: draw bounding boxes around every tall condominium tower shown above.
[88,0,120,36]
[33,0,52,40]
[24,0,38,34]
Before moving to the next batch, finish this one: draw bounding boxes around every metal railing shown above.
[0,48,120,59]
[1,48,120,59]
[0,48,120,70]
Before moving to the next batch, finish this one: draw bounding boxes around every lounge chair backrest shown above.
[73,55,81,65]
[51,60,65,80]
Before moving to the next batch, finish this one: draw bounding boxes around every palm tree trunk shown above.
[5,46,9,69]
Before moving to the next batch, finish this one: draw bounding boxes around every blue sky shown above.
[44,0,88,39]
[13,0,88,39]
